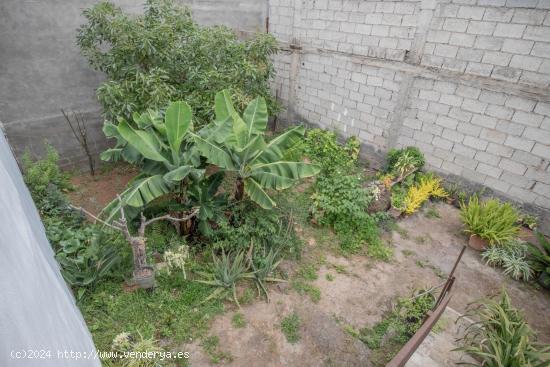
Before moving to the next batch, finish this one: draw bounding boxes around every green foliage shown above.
[82,278,223,350]
[23,144,129,299]
[359,291,435,364]
[528,231,550,287]
[77,0,278,126]
[386,147,425,177]
[109,332,167,367]
[193,90,319,209]
[211,204,301,257]
[231,313,246,328]
[302,128,360,175]
[22,143,72,216]
[456,291,550,366]
[100,100,207,222]
[390,185,407,211]
[482,240,533,281]
[311,174,371,226]
[311,173,389,257]
[460,195,520,245]
[196,250,254,307]
[280,313,301,343]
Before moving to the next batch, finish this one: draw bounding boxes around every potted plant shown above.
[460,195,520,251]
[528,231,550,290]
[389,186,406,219]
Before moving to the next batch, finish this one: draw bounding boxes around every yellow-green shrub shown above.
[403,174,447,214]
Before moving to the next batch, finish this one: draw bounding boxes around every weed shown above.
[281,313,301,343]
[425,207,440,219]
[394,225,410,239]
[292,280,322,302]
[358,291,436,366]
[297,264,319,281]
[325,273,335,281]
[332,264,348,274]
[201,336,233,364]
[231,313,247,328]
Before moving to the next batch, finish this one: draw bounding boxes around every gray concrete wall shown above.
[0,0,266,168]
[269,0,550,230]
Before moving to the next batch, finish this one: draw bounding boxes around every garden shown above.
[22,1,550,366]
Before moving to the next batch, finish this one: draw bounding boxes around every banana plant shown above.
[192,90,320,209]
[100,101,205,221]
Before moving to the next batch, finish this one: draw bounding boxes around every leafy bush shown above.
[386,147,424,177]
[310,173,389,256]
[460,195,520,245]
[528,231,550,288]
[403,173,447,214]
[456,291,550,366]
[210,204,301,258]
[77,0,278,126]
[311,174,371,226]
[482,240,533,281]
[23,145,128,298]
[22,143,72,216]
[302,128,360,174]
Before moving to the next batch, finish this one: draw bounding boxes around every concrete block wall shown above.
[269,0,550,228]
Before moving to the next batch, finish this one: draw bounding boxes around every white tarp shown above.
[0,132,100,366]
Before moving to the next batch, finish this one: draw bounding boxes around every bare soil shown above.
[68,164,137,215]
[185,201,550,366]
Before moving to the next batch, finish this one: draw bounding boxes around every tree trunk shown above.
[130,237,150,278]
[234,177,245,201]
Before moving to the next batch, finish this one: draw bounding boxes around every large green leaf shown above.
[250,161,320,190]
[254,126,306,163]
[100,148,122,162]
[244,177,276,209]
[193,134,235,170]
[124,175,172,207]
[163,165,201,182]
[117,121,167,162]
[243,97,268,138]
[231,110,250,150]
[165,101,192,155]
[214,89,237,123]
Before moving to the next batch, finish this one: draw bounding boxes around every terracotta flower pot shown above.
[468,234,488,251]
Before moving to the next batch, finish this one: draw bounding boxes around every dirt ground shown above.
[184,202,550,366]
[68,164,137,215]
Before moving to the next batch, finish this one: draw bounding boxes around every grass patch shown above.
[81,274,223,351]
[292,280,321,302]
[281,313,301,343]
[201,335,233,364]
[325,273,335,281]
[425,206,441,219]
[231,313,246,328]
[415,259,446,279]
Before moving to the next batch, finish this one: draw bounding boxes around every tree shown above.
[193,90,320,209]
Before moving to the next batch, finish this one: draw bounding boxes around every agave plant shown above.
[250,246,286,302]
[192,90,320,209]
[456,291,550,366]
[196,250,254,308]
[100,101,205,221]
